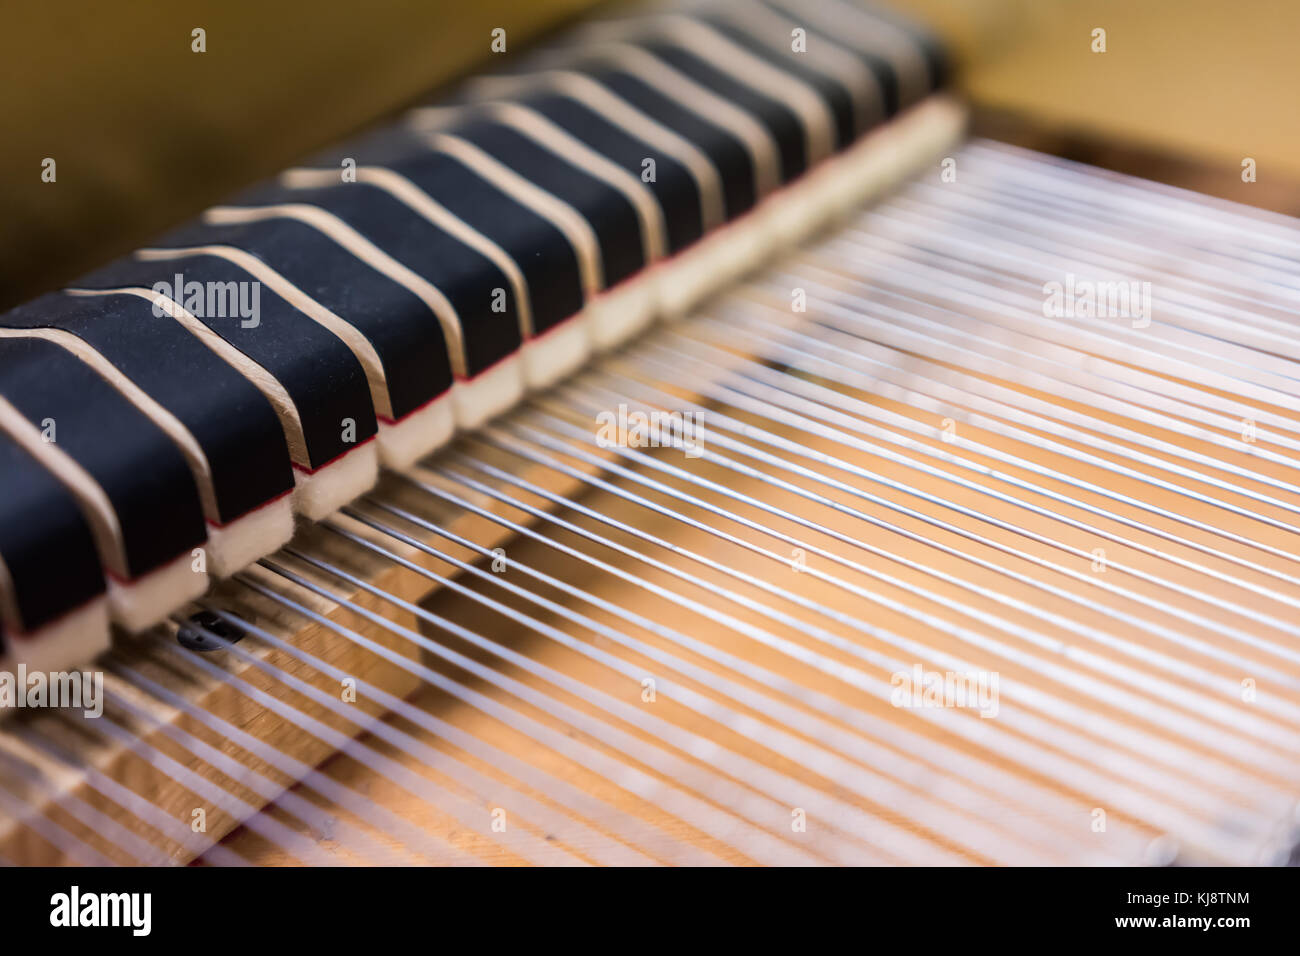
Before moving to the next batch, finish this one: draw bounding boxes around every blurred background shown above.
[3,0,1298,311]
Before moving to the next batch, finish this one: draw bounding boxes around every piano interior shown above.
[1,0,1299,869]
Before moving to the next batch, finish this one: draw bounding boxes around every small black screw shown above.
[176,610,245,652]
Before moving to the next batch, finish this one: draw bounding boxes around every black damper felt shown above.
[155,216,454,420]
[0,336,206,579]
[515,91,704,253]
[636,40,808,182]
[0,427,105,632]
[74,257,377,471]
[3,292,294,523]
[447,119,647,287]
[241,181,524,379]
[575,66,761,219]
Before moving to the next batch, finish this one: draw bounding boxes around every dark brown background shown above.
[0,0,595,310]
